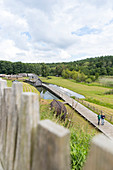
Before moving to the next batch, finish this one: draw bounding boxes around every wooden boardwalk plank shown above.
[42,83,113,140]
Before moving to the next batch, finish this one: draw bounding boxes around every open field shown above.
[39,76,113,117]
[22,82,40,94]
[6,79,40,95]
[98,76,113,87]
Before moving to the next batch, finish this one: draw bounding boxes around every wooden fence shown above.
[0,79,70,170]
[0,79,113,170]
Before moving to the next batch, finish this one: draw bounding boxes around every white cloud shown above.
[0,0,113,63]
[0,40,25,61]
[59,50,71,59]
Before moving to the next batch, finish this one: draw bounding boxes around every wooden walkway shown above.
[42,83,113,140]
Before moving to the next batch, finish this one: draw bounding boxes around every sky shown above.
[0,0,113,63]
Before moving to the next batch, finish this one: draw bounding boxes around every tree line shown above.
[0,55,113,81]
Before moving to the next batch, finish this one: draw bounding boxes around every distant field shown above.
[98,76,113,87]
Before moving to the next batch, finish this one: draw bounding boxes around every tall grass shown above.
[6,80,13,87]
[70,127,95,170]
[85,98,113,109]
[99,76,113,87]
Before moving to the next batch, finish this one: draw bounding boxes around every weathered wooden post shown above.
[5,82,23,170]
[72,98,74,108]
[0,80,7,168]
[0,79,7,134]
[83,134,113,170]
[32,119,70,170]
[0,87,12,167]
[14,92,40,170]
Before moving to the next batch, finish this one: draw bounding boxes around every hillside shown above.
[0,55,113,77]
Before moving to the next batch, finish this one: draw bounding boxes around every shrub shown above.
[85,78,92,83]
[104,89,113,95]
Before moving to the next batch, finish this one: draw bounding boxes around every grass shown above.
[6,79,40,95]
[39,76,113,116]
[6,80,13,87]
[98,76,113,87]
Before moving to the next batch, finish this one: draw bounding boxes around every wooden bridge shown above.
[42,83,113,140]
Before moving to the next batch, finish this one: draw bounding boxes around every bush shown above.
[104,89,113,95]
[85,78,92,83]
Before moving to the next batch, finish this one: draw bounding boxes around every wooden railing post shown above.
[0,87,12,167]
[83,134,113,170]
[32,120,70,170]
[0,80,7,168]
[14,92,40,170]
[5,82,23,170]
[0,80,7,136]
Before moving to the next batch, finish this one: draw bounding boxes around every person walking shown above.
[101,113,105,125]
[97,113,101,125]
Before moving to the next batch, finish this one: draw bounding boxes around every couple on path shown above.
[97,113,105,125]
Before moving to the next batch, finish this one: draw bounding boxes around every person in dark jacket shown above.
[97,114,101,125]
[101,114,105,125]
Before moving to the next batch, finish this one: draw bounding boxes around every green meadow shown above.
[40,76,113,115]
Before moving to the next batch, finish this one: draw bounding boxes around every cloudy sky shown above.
[0,0,113,63]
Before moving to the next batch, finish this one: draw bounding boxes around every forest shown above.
[0,55,113,82]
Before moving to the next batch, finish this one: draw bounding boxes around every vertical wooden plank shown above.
[14,92,40,170]
[0,88,12,168]
[0,79,7,122]
[83,134,113,170]
[5,82,23,170]
[0,80,7,170]
[32,119,70,170]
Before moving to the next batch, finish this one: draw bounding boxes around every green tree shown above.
[41,63,50,77]
[95,72,99,80]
